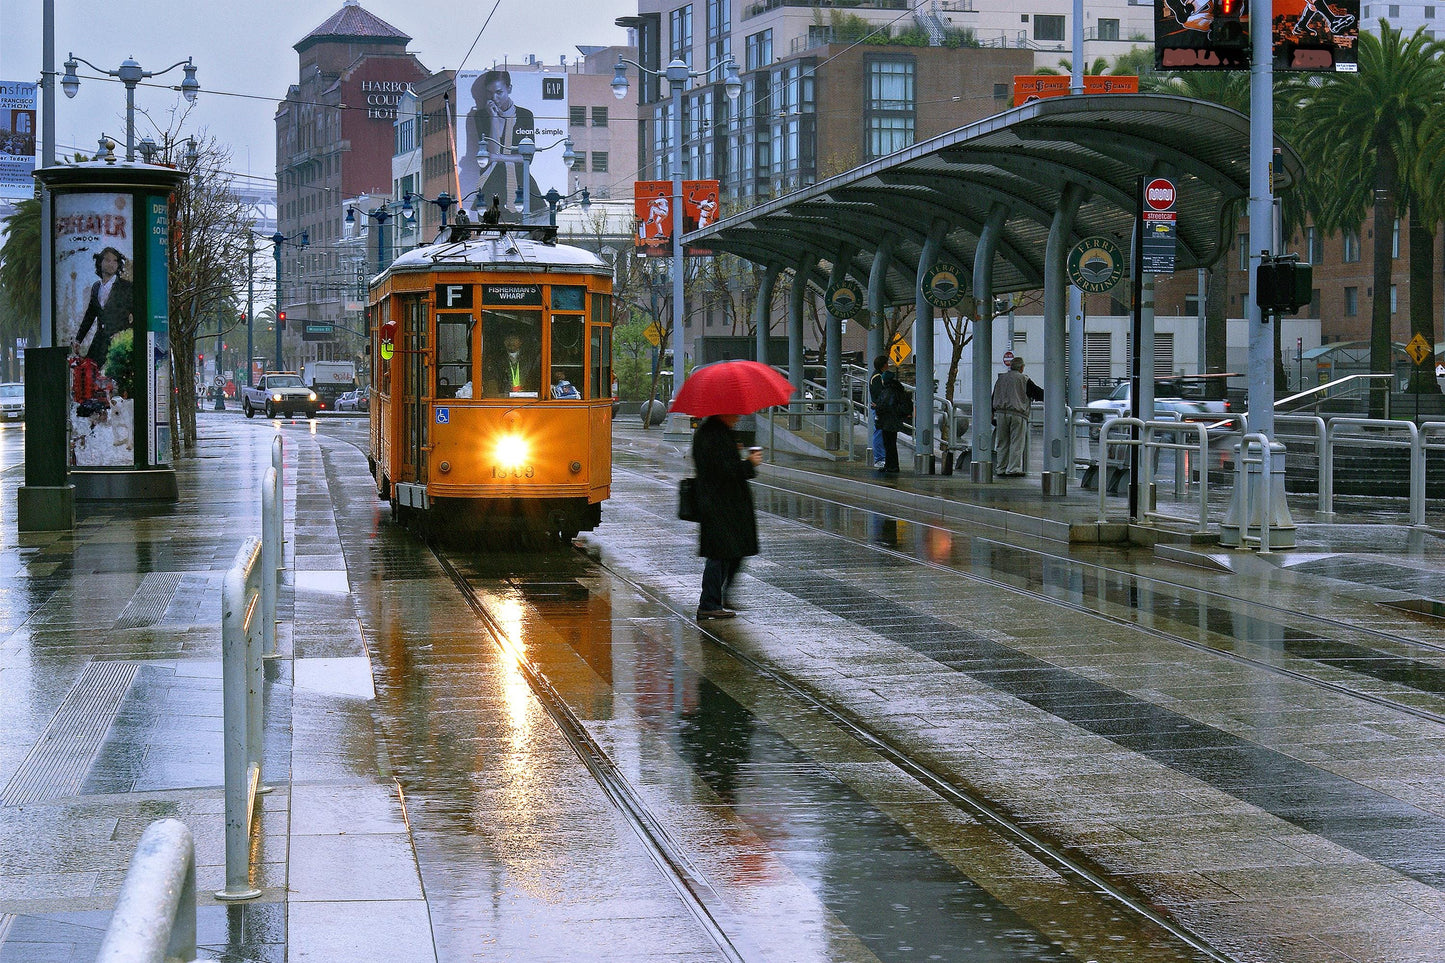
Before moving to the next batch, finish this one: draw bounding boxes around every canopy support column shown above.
[913,219,947,474]
[1043,183,1083,495]
[788,253,812,428]
[754,263,780,365]
[971,203,1008,482]
[825,248,852,446]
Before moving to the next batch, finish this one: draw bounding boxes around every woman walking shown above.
[692,414,762,620]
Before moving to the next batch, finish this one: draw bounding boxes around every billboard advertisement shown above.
[635,179,720,256]
[55,192,137,467]
[456,69,569,217]
[0,80,37,199]
[1155,0,1358,71]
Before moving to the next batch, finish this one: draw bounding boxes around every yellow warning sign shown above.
[1407,333,1432,366]
[889,335,911,365]
[643,322,664,347]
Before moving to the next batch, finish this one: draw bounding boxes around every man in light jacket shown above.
[992,357,1033,476]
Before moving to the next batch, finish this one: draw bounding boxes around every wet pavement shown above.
[4,413,1445,961]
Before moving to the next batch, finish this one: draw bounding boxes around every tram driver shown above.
[484,323,541,397]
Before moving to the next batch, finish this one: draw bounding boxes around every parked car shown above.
[0,382,23,421]
[1084,382,1228,440]
[336,386,369,412]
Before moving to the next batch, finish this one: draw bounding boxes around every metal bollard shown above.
[95,819,198,963]
[261,466,279,660]
[218,535,264,902]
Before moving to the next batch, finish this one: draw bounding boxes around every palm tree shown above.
[0,198,42,333]
[1290,24,1445,401]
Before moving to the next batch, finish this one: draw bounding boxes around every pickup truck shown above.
[242,373,318,419]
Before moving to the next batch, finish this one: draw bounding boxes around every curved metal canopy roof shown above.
[686,93,1303,306]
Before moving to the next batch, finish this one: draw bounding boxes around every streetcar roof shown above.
[381,230,610,279]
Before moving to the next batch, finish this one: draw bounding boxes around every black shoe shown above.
[696,608,736,620]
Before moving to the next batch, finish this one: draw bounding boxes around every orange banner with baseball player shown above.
[634,179,720,256]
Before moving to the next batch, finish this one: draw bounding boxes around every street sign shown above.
[1145,177,1176,211]
[1001,350,1014,367]
[301,322,335,342]
[889,335,911,365]
[1141,215,1178,274]
[1406,333,1432,366]
[643,322,664,347]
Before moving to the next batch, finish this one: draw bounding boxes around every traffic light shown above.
[277,311,286,330]
[1256,258,1313,315]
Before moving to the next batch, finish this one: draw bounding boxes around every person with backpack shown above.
[871,362,910,474]
[868,355,888,468]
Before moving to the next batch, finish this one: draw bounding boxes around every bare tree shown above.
[162,132,249,453]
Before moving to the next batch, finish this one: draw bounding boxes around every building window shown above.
[1097,18,1120,39]
[1238,234,1249,271]
[1034,15,1066,41]
[570,106,586,127]
[1392,217,1400,258]
[1428,5,1437,16]
[670,5,694,64]
[591,151,608,173]
[706,0,731,69]
[865,59,915,160]
[993,82,1008,98]
[1306,225,1321,263]
[1390,284,1397,313]
[591,106,609,127]
[745,30,772,71]
[1344,286,1359,315]
[1343,229,1360,263]
[1389,3,1400,15]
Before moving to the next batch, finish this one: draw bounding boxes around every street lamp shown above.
[345,202,406,274]
[541,186,590,228]
[511,136,578,223]
[402,191,456,229]
[611,55,740,435]
[61,53,199,162]
[270,228,309,371]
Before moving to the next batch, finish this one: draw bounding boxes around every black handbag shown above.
[678,477,700,522]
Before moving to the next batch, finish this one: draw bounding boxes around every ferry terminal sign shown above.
[1067,237,1125,293]
[921,262,964,309]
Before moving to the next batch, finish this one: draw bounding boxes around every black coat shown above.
[77,277,132,367]
[871,371,911,432]
[692,416,759,560]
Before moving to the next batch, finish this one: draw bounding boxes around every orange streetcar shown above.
[368,223,613,539]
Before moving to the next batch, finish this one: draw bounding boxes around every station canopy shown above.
[687,93,1304,305]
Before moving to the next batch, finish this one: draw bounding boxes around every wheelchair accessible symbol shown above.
[435,407,449,424]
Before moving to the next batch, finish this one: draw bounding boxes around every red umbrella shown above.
[668,360,794,417]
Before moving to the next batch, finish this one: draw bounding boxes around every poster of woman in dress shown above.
[54,192,136,467]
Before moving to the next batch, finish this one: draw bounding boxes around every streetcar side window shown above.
[436,314,473,399]
[550,316,585,400]
[590,293,611,400]
[481,310,542,398]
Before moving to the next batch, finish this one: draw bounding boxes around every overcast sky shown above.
[0,0,634,182]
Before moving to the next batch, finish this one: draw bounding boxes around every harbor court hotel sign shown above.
[359,79,405,119]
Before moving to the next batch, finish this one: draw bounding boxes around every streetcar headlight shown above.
[495,434,529,468]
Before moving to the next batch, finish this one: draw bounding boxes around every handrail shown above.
[764,399,856,461]
[95,819,198,963]
[1274,373,1394,417]
[1235,433,1275,554]
[1324,418,1423,526]
[1096,416,1144,523]
[217,532,265,902]
[1141,420,1211,534]
[1274,414,1328,515]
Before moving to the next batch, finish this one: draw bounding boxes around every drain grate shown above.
[1,661,138,806]
[114,572,184,628]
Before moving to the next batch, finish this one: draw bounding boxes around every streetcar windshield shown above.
[482,310,542,398]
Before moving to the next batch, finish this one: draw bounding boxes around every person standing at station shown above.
[872,363,910,475]
[868,355,887,469]
[992,356,1038,476]
[692,414,763,620]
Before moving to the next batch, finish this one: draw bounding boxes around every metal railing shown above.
[1095,415,1214,531]
[217,446,285,901]
[764,399,856,460]
[1322,418,1424,526]
[1275,373,1394,418]
[95,819,198,963]
[1234,433,1276,554]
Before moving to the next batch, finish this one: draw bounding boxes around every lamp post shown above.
[402,191,456,229]
[246,235,257,388]
[611,55,740,438]
[346,202,408,274]
[513,137,577,224]
[542,186,590,228]
[271,228,309,371]
[61,53,199,162]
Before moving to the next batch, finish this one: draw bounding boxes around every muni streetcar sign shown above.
[1145,177,1177,212]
